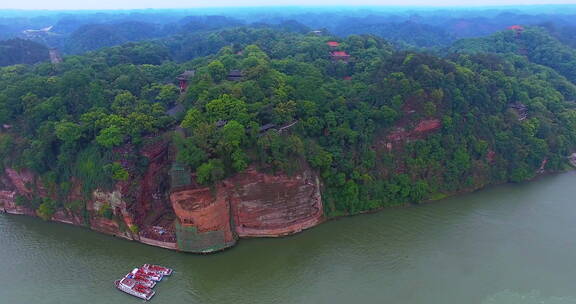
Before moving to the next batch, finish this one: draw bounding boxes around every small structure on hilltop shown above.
[310,30,323,36]
[327,41,340,48]
[508,25,525,32]
[227,70,243,81]
[330,51,351,62]
[176,70,195,94]
[509,25,525,37]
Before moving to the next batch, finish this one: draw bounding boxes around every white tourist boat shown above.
[114,277,155,301]
[132,267,163,281]
[115,264,173,299]
[125,270,156,288]
[141,264,173,276]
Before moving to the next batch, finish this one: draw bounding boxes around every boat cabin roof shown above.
[121,278,136,287]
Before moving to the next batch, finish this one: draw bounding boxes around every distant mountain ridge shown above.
[450,26,576,84]
[0,38,49,66]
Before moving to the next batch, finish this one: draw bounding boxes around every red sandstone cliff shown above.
[229,167,323,237]
[0,169,37,216]
[0,137,175,244]
[170,185,236,252]
[170,165,323,238]
[0,133,325,253]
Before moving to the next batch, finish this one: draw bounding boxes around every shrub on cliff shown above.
[104,163,129,181]
[196,159,225,185]
[129,224,139,235]
[98,203,113,219]
[36,199,56,220]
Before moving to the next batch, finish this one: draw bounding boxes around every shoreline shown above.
[1,168,573,254]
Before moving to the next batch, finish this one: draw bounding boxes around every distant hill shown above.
[333,20,453,48]
[64,21,164,54]
[177,15,244,32]
[0,38,49,66]
[450,26,576,83]
[0,24,10,40]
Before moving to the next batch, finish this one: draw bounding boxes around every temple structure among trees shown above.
[177,70,196,93]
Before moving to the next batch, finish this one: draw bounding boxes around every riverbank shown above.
[2,166,572,254]
[3,171,576,304]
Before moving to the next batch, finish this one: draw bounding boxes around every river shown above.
[2,171,576,304]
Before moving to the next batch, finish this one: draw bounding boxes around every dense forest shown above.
[450,26,576,84]
[1,16,575,219]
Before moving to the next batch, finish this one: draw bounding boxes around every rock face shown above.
[5,168,39,198]
[171,186,236,253]
[169,165,323,252]
[229,168,323,237]
[0,190,31,215]
[384,119,442,151]
[87,187,135,239]
[51,208,84,226]
[413,119,441,134]
[0,135,325,253]
[0,169,36,216]
[90,216,133,240]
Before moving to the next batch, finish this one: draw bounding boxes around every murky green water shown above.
[2,171,576,304]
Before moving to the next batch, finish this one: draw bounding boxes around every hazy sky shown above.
[0,0,574,10]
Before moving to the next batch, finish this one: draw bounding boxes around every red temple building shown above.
[330,51,350,62]
[508,25,525,38]
[327,41,340,48]
[177,70,195,93]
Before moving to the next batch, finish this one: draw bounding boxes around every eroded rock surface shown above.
[171,186,236,252]
[169,165,323,252]
[0,170,35,215]
[229,167,323,237]
[0,135,325,253]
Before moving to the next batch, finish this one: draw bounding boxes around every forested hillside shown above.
[3,6,576,65]
[0,26,575,220]
[0,38,49,66]
[450,26,576,84]
[64,22,165,54]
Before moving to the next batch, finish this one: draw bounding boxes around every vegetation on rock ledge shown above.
[0,26,575,218]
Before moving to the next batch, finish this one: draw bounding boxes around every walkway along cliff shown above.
[0,133,324,253]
